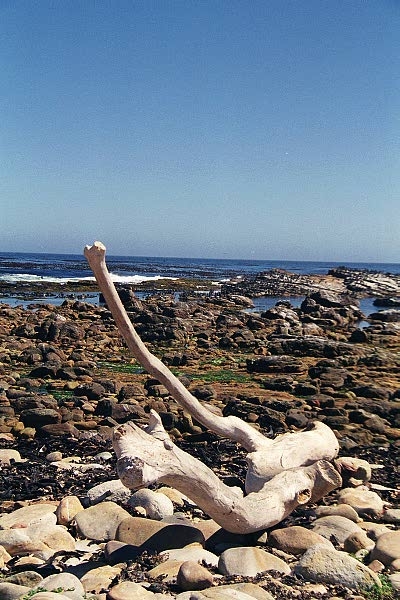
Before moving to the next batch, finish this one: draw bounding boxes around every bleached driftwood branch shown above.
[113,411,341,534]
[84,241,340,488]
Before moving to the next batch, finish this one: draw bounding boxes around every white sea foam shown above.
[0,273,177,284]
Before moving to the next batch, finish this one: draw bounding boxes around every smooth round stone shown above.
[33,573,84,600]
[87,479,132,505]
[177,561,214,591]
[390,558,400,572]
[148,559,183,581]
[128,488,174,520]
[311,515,364,544]
[294,544,381,590]
[0,449,22,465]
[370,530,400,566]
[0,544,12,564]
[56,496,84,525]
[359,522,392,541]
[268,525,334,554]
[5,570,43,587]
[0,502,57,529]
[159,544,218,567]
[335,457,371,485]
[218,546,290,577]
[314,503,360,522]
[0,582,31,600]
[389,572,400,592]
[108,581,156,599]
[176,582,275,599]
[343,530,375,553]
[81,564,122,594]
[46,451,63,461]
[75,501,131,542]
[337,487,385,516]
[0,522,75,558]
[94,451,113,461]
[383,509,400,524]
[116,517,205,552]
[157,487,186,507]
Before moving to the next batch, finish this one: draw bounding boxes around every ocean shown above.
[0,251,399,315]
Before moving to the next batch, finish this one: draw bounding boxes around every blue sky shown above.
[1,1,399,261]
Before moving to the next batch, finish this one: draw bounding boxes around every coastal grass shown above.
[98,358,252,384]
[362,575,396,600]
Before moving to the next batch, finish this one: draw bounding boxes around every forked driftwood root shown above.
[84,241,342,532]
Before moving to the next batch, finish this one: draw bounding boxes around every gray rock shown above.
[176,583,275,599]
[160,544,218,567]
[128,488,174,520]
[337,486,385,516]
[87,479,132,505]
[32,573,84,600]
[314,503,360,522]
[370,530,400,566]
[4,570,43,587]
[116,516,205,551]
[177,561,214,591]
[75,501,131,541]
[383,509,400,525]
[0,582,31,600]
[295,543,381,590]
[0,502,57,529]
[108,581,156,599]
[0,449,22,465]
[218,547,290,577]
[311,515,364,544]
[268,525,334,555]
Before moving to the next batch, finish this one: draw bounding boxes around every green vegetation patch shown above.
[98,360,145,374]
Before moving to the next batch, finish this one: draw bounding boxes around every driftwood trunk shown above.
[84,241,342,533]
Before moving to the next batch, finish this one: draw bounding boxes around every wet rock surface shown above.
[0,284,399,599]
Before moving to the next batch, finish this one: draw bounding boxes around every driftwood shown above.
[84,241,342,533]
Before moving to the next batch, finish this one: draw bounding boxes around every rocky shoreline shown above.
[0,277,399,599]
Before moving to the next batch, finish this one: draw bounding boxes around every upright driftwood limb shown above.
[85,241,267,453]
[113,411,342,534]
[84,241,340,481]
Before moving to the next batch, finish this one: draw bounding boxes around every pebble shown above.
[218,546,291,577]
[0,502,57,529]
[87,479,132,505]
[74,501,131,541]
[107,581,156,599]
[159,543,219,567]
[311,515,364,544]
[157,486,187,506]
[176,560,214,591]
[343,530,375,552]
[176,583,275,599]
[32,572,84,599]
[128,488,174,520]
[267,525,334,554]
[314,503,360,522]
[0,521,75,559]
[370,530,400,565]
[4,570,43,587]
[116,516,205,551]
[147,559,184,581]
[294,543,381,590]
[389,572,400,591]
[0,582,29,599]
[0,449,22,464]
[383,508,400,524]
[56,495,84,525]
[80,564,122,593]
[337,486,385,516]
